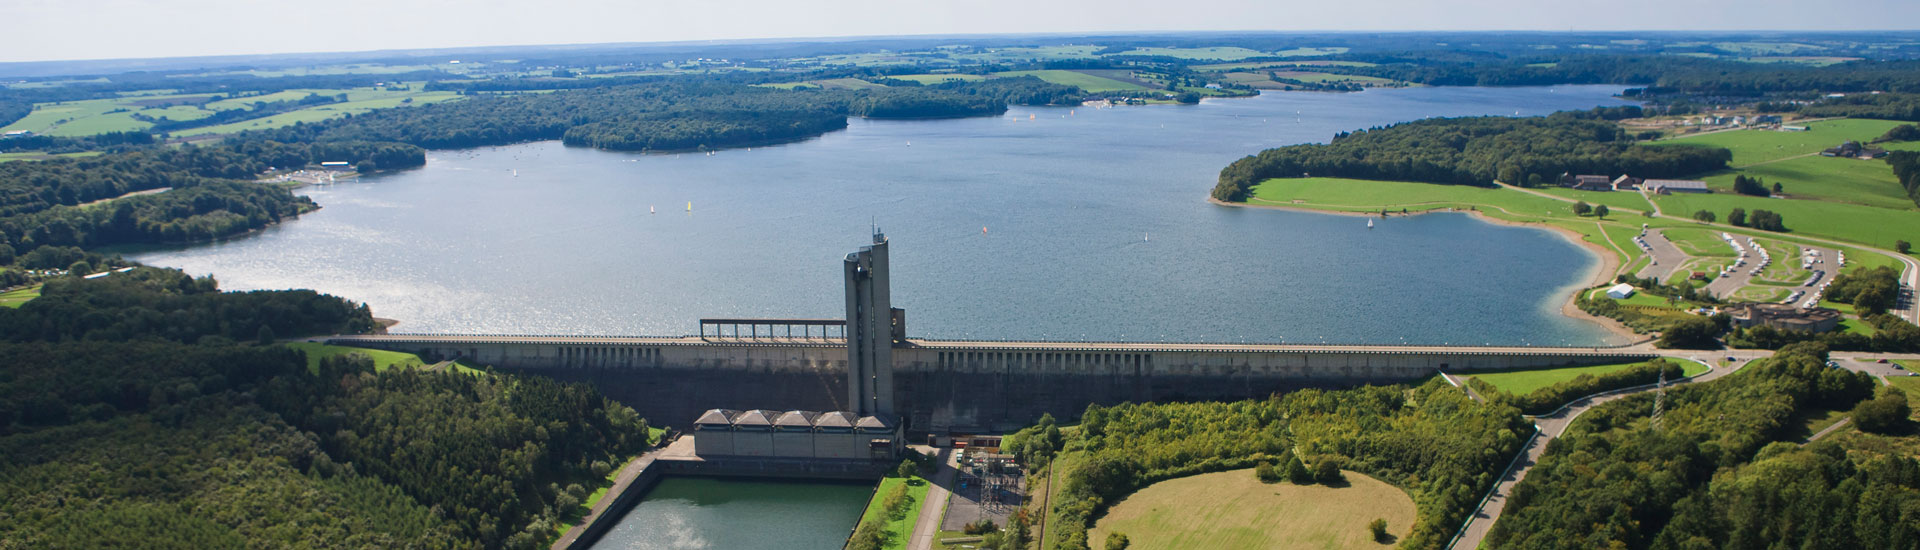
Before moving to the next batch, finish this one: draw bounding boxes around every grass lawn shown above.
[1087,468,1412,550]
[173,91,461,137]
[1662,228,1739,257]
[1698,155,1912,210]
[1246,178,1574,216]
[1534,187,1654,213]
[1193,60,1376,71]
[853,476,931,550]
[1732,286,1792,302]
[1464,360,1703,395]
[992,70,1147,93]
[0,284,41,308]
[284,342,428,373]
[1264,71,1398,85]
[1652,191,1920,251]
[1647,118,1906,166]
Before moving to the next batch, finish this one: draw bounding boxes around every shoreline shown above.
[1211,198,1645,344]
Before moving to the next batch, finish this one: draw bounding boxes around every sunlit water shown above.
[586,477,869,550]
[131,85,1635,345]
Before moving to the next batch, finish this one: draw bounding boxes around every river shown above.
[131,85,1636,345]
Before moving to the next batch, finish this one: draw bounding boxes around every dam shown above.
[329,232,1655,432]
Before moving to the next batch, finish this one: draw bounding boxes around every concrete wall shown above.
[334,335,1655,432]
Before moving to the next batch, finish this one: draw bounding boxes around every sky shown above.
[4,0,1919,63]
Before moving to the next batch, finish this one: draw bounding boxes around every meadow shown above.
[1465,360,1708,396]
[2,85,460,137]
[851,475,929,550]
[1653,190,1920,251]
[283,342,428,373]
[1086,468,1413,550]
[1648,118,1905,165]
[0,284,40,308]
[1108,47,1274,60]
[1698,154,1910,210]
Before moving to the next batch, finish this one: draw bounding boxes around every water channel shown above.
[131,85,1637,347]
[585,477,870,550]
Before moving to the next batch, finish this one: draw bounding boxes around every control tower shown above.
[844,230,900,417]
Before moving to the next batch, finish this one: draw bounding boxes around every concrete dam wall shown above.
[327,335,1657,433]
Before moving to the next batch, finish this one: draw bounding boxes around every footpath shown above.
[906,448,958,550]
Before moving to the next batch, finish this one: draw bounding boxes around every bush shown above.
[1368,518,1389,542]
[963,518,998,535]
[1105,532,1131,550]
[896,458,918,479]
[1282,452,1312,484]
[1313,456,1345,484]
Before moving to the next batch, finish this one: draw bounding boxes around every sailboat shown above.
[686,202,692,212]
[650,205,656,214]
[512,169,518,177]
[1367,218,1375,229]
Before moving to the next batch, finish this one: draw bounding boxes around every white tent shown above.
[1606,283,1636,300]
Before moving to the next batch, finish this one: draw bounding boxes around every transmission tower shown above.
[1650,369,1668,430]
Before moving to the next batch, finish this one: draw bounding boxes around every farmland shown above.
[992,69,1148,93]
[1,84,461,138]
[1648,118,1906,165]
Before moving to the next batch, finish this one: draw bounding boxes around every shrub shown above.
[1368,518,1389,542]
[1255,461,1280,483]
[1852,387,1912,434]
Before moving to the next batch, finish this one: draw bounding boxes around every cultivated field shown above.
[1087,468,1413,550]
[2,85,460,137]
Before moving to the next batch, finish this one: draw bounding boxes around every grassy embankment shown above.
[0,284,41,308]
[1464,360,1710,396]
[1084,468,1412,550]
[851,475,931,550]
[284,342,484,375]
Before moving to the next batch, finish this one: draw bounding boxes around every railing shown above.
[343,332,1660,352]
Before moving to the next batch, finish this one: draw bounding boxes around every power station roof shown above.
[732,410,775,426]
[775,410,820,427]
[694,409,738,426]
[813,411,858,428]
[856,414,898,430]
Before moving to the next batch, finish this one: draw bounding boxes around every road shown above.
[905,447,957,550]
[1448,357,1744,550]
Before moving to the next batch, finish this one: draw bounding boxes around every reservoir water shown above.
[132,85,1635,345]
[585,477,869,550]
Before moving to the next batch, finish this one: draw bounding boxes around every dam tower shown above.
[844,229,901,417]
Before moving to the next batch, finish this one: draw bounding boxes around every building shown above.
[1611,175,1642,191]
[689,409,901,460]
[1643,179,1710,194]
[1,130,31,139]
[693,409,738,456]
[1560,174,1613,191]
[1780,125,1809,132]
[1726,303,1842,333]
[845,230,898,417]
[1606,283,1636,300]
[1821,141,1888,159]
[318,161,353,170]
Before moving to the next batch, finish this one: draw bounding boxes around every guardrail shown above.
[343,332,1660,351]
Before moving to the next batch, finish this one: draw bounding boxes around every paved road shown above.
[906,447,957,550]
[1635,229,1690,281]
[1448,357,1743,550]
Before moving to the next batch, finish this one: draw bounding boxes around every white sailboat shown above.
[1367,218,1375,229]
[650,205,655,214]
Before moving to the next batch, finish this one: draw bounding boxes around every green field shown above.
[1087,468,1412,550]
[852,476,930,550]
[1193,60,1377,71]
[1698,155,1911,210]
[993,70,1147,93]
[1649,119,1906,165]
[1534,187,1654,212]
[284,342,428,373]
[1663,228,1738,257]
[174,90,462,136]
[0,284,41,308]
[1465,360,1707,395]
[1247,178,1578,217]
[1652,191,1920,251]
[0,151,102,163]
[3,85,460,137]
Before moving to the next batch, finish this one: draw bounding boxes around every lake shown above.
[586,477,870,550]
[132,85,1636,346]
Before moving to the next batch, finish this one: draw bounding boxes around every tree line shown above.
[1212,108,1732,201]
[1465,359,1686,415]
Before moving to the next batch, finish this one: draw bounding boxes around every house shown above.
[1,130,31,139]
[1821,141,1887,159]
[1606,283,1636,300]
[1726,303,1842,333]
[1643,179,1710,194]
[1611,175,1642,191]
[1560,173,1613,191]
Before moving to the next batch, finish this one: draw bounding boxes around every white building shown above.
[1606,283,1636,300]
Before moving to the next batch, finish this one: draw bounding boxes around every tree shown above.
[1105,532,1131,550]
[67,260,91,276]
[1773,182,1784,194]
[848,521,886,550]
[1749,209,1787,232]
[1900,240,1913,254]
[1658,316,1724,349]
[1282,452,1312,484]
[882,481,911,519]
[1573,201,1593,216]
[1593,204,1610,218]
[1729,207,1747,227]
[1368,518,1389,542]
[896,459,917,479]
[1693,210,1717,223]
[1312,456,1344,484]
[1255,461,1281,483]
[1851,388,1911,433]
[1733,174,1771,197]
[256,324,277,345]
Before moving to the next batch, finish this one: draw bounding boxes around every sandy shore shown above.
[1212,198,1647,344]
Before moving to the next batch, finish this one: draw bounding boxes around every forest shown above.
[0,268,651,549]
[235,77,1079,152]
[1211,108,1732,201]
[1484,343,1920,549]
[1025,380,1528,550]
